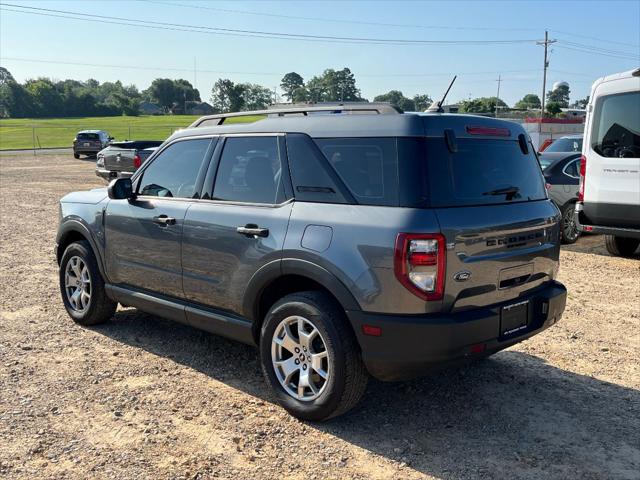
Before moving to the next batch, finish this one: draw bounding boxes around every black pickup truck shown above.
[95,140,163,181]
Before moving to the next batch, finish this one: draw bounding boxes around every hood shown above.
[60,187,108,204]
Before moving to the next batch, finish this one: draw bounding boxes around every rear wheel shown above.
[561,202,580,244]
[260,291,368,421]
[59,240,117,325]
[605,235,640,257]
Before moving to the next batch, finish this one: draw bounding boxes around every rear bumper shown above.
[348,280,567,381]
[575,202,640,239]
[96,168,133,181]
[74,146,102,154]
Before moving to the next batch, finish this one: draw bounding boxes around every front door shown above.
[104,137,213,298]
[182,135,292,315]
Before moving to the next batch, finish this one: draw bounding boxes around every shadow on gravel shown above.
[561,233,640,259]
[97,309,640,479]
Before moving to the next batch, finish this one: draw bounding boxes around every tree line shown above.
[0,65,586,118]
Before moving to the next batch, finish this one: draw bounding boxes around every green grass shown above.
[0,114,265,150]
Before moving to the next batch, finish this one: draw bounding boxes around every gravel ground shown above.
[1,154,639,480]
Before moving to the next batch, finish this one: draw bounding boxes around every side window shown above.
[138,138,211,199]
[314,138,399,206]
[213,136,284,204]
[286,134,348,204]
[591,91,640,158]
[564,159,580,178]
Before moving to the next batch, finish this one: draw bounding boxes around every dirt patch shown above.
[1,154,638,479]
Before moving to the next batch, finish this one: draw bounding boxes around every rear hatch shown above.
[103,141,162,172]
[422,117,561,312]
[76,132,101,149]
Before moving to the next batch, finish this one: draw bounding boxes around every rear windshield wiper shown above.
[482,186,520,200]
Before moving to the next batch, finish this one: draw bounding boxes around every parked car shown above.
[539,153,581,243]
[576,68,640,257]
[73,130,112,158]
[542,134,583,154]
[96,140,163,181]
[56,105,567,421]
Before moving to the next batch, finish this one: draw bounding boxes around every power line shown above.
[0,3,539,45]
[0,56,545,79]
[139,0,539,32]
[550,30,639,49]
[555,45,639,61]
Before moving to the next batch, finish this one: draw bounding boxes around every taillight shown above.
[394,233,446,301]
[133,154,142,169]
[578,154,587,201]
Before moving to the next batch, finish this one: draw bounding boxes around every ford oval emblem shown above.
[454,271,471,282]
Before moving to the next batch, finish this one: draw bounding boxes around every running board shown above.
[105,284,256,346]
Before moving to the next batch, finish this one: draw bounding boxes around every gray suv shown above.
[56,105,567,421]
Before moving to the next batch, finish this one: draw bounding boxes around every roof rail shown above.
[189,102,401,128]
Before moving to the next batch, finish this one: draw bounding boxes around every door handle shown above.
[236,224,269,238]
[153,215,176,226]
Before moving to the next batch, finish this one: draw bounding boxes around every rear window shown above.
[77,133,99,140]
[591,91,640,158]
[426,138,546,207]
[545,137,583,153]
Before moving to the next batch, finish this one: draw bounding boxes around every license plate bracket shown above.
[500,300,529,336]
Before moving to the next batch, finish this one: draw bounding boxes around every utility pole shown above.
[495,74,501,118]
[537,30,557,129]
[193,57,197,91]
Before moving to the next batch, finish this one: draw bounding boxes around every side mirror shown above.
[108,136,114,141]
[108,177,134,200]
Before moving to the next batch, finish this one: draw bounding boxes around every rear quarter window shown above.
[426,137,547,207]
[314,138,399,207]
[591,91,640,158]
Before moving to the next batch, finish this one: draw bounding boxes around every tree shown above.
[0,80,34,118]
[210,78,245,113]
[303,68,363,102]
[547,84,570,108]
[174,79,201,102]
[0,67,15,85]
[570,96,589,109]
[514,93,541,110]
[239,83,272,111]
[24,78,64,117]
[459,96,508,114]
[280,72,305,102]
[412,94,433,111]
[374,90,415,111]
[545,101,562,115]
[148,78,177,112]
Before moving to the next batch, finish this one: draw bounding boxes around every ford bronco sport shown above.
[56,104,567,421]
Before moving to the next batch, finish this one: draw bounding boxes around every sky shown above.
[1,0,639,106]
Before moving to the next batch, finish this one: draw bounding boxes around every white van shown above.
[576,68,640,256]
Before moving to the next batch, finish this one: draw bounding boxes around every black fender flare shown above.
[56,219,109,281]
[242,258,361,322]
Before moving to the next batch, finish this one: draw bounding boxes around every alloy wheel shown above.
[271,315,330,401]
[563,207,579,242]
[64,256,91,313]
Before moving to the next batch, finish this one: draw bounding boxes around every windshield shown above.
[538,157,553,170]
[77,133,99,141]
[545,137,583,153]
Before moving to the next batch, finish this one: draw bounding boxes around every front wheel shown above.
[73,153,80,159]
[605,235,640,257]
[561,202,580,244]
[59,240,117,325]
[260,291,368,421]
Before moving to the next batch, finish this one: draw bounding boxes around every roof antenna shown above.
[426,75,457,113]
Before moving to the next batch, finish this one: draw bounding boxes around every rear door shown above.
[181,135,292,315]
[423,133,560,312]
[583,84,640,228]
[104,137,214,298]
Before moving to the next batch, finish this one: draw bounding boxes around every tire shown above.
[73,153,80,159]
[561,202,580,244]
[260,291,368,421]
[605,235,640,257]
[59,240,117,325]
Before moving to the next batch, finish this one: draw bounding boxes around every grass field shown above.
[0,115,264,150]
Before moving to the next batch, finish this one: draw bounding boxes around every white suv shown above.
[576,68,640,256]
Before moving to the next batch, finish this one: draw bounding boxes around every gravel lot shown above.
[1,153,639,480]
